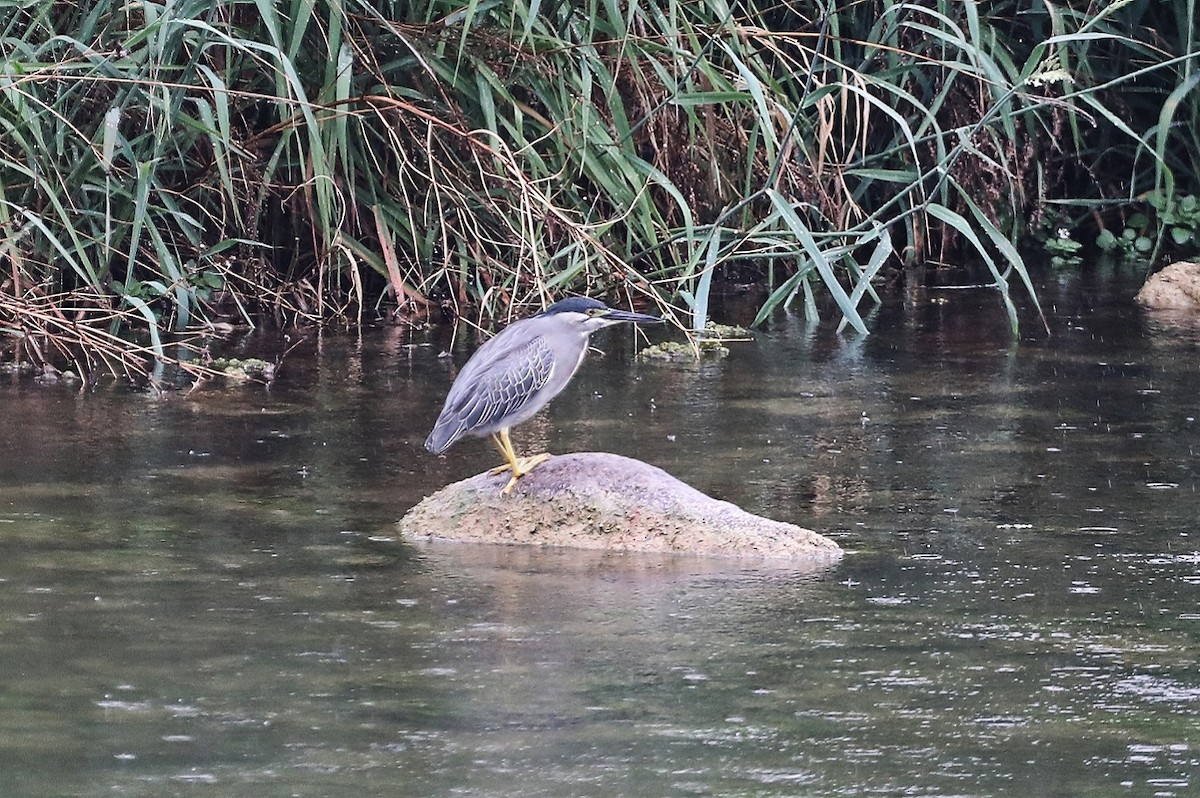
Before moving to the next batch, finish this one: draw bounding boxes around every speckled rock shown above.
[399,452,842,561]
[1136,261,1200,311]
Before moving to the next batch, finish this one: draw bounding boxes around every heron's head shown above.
[536,297,662,335]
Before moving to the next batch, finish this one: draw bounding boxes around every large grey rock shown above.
[399,452,842,561]
[1136,261,1200,311]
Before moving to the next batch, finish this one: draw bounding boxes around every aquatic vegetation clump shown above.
[209,357,276,384]
[1097,194,1200,265]
[640,341,729,362]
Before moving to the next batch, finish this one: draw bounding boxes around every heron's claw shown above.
[489,453,552,475]
[490,453,552,493]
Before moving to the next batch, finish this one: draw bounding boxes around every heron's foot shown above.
[488,453,552,476]
[489,453,553,494]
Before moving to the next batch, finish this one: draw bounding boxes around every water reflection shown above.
[0,278,1198,796]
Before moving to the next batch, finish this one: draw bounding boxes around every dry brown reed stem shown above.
[0,287,214,384]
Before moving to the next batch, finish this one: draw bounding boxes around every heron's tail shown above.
[424,417,461,454]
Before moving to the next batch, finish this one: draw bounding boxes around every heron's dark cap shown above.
[536,297,608,316]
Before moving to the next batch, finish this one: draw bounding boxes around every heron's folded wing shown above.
[456,335,554,430]
[430,335,554,450]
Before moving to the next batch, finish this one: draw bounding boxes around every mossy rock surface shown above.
[399,452,842,562]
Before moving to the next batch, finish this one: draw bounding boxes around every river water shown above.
[0,276,1197,797]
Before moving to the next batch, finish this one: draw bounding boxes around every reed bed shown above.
[1,0,1197,383]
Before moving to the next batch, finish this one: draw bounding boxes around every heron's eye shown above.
[587,308,604,317]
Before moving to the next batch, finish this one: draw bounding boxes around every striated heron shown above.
[425,297,662,494]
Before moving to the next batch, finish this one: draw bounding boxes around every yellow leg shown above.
[487,428,551,494]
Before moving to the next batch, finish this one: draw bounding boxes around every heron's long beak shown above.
[602,308,663,324]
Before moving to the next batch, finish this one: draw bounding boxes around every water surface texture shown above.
[1,278,1197,797]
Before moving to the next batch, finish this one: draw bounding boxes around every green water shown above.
[0,280,1197,797]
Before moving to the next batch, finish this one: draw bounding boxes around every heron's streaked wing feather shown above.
[457,335,554,432]
[426,333,554,452]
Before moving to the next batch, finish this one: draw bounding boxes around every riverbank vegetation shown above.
[2,0,1198,383]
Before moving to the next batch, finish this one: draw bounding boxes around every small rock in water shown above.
[1136,260,1200,311]
[400,452,842,562]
